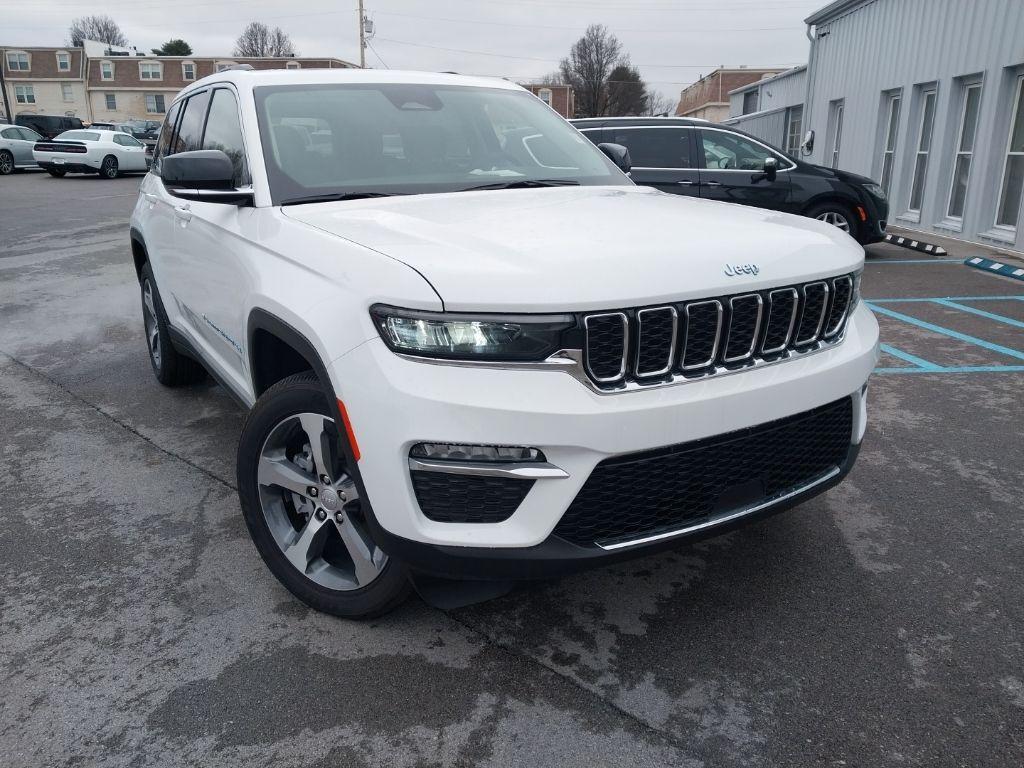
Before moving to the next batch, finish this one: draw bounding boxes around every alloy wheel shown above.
[816,211,851,232]
[142,279,161,368]
[0,152,12,175]
[257,412,387,591]
[102,157,118,178]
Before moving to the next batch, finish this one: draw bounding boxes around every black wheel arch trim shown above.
[245,309,392,552]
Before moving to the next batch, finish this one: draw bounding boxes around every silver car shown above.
[0,123,43,174]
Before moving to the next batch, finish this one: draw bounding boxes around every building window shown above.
[56,51,70,71]
[286,61,300,70]
[6,51,30,71]
[880,93,902,195]
[908,89,937,213]
[145,94,166,114]
[995,75,1024,230]
[14,85,35,104]
[537,88,553,107]
[830,100,844,169]
[100,61,114,80]
[216,61,237,72]
[182,61,195,80]
[947,83,982,220]
[61,83,74,102]
[105,93,117,110]
[785,105,803,158]
[139,61,163,80]
[742,89,758,115]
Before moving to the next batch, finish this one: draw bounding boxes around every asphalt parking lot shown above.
[1,171,1022,768]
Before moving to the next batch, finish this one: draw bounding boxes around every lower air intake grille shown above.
[553,397,853,547]
[411,471,533,523]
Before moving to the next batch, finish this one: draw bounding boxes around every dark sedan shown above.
[571,116,888,244]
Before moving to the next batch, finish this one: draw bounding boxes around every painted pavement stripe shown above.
[878,343,941,370]
[866,303,1024,361]
[931,299,1024,330]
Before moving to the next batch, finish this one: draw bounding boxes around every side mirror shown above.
[161,149,253,205]
[597,142,631,174]
[764,156,778,182]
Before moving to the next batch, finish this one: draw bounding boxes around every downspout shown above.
[0,53,12,123]
[802,22,818,159]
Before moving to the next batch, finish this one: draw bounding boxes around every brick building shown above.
[675,67,785,122]
[2,40,354,124]
[519,83,576,119]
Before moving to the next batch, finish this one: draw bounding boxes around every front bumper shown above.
[332,304,879,567]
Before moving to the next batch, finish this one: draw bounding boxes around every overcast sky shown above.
[5,0,828,101]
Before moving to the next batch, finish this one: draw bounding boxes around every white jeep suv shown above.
[130,69,879,617]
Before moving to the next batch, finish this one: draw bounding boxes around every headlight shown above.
[863,183,886,201]
[850,271,863,312]
[370,305,575,361]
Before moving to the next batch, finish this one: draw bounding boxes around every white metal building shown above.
[726,0,1024,254]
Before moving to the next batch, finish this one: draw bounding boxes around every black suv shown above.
[15,113,84,140]
[572,117,888,244]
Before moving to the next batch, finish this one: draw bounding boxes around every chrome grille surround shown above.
[579,273,857,391]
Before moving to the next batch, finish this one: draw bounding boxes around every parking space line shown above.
[867,295,1024,303]
[866,258,964,264]
[867,303,1024,361]
[878,343,941,370]
[876,366,1024,374]
[931,299,1024,329]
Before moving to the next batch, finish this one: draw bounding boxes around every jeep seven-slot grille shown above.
[582,275,855,389]
[553,397,853,547]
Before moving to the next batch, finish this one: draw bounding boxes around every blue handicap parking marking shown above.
[866,295,1024,374]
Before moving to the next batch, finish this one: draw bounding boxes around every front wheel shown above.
[99,155,119,179]
[808,202,859,240]
[237,373,411,618]
[0,151,13,175]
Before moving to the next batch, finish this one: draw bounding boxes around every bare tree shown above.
[642,90,676,117]
[559,24,622,118]
[606,63,646,116]
[68,15,127,48]
[234,21,297,57]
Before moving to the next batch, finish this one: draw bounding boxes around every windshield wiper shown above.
[280,192,398,206]
[458,179,581,192]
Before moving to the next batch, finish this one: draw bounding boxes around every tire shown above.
[807,202,859,240]
[0,151,13,175]
[47,169,67,178]
[237,372,411,618]
[99,155,119,179]
[139,262,207,386]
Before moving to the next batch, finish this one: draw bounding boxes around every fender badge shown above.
[724,263,760,277]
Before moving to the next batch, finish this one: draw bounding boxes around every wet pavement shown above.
[1,172,1022,767]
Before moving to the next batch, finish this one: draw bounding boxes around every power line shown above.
[375,37,803,69]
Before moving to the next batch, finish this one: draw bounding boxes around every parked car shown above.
[571,117,889,244]
[130,69,879,618]
[0,123,43,174]
[15,113,83,140]
[33,129,150,178]
[125,119,161,144]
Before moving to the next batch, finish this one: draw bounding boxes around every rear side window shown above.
[1,127,18,139]
[170,90,210,155]
[18,127,41,141]
[605,127,694,169]
[202,88,250,186]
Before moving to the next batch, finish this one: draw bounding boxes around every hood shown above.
[283,185,863,312]
[808,163,878,188]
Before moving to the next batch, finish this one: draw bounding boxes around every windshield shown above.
[56,131,100,142]
[254,83,628,204]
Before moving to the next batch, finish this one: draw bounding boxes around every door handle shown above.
[703,181,723,187]
[676,180,696,186]
[174,204,192,223]
[143,193,158,204]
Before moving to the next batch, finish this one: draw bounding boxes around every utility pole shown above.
[358,0,366,68]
